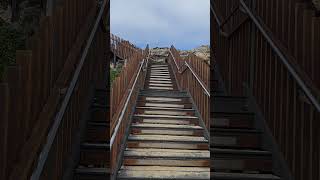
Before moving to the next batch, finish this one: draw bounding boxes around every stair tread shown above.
[133,119,194,125]
[88,122,108,126]
[75,167,109,174]
[211,148,271,156]
[81,142,109,149]
[212,128,260,134]
[124,148,209,158]
[128,134,208,142]
[132,123,203,129]
[121,166,209,172]
[141,103,186,108]
[118,169,209,179]
[212,172,280,180]
[149,83,173,87]
[136,106,194,111]
[134,114,198,119]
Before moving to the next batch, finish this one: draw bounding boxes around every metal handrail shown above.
[169,49,210,97]
[30,0,109,179]
[109,57,148,148]
[185,62,210,97]
[240,0,320,112]
[211,0,320,112]
[210,4,221,26]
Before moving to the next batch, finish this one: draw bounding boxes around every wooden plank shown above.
[212,159,272,172]
[121,166,209,172]
[128,134,207,142]
[123,158,210,167]
[134,114,198,119]
[124,148,209,159]
[133,119,195,125]
[131,123,202,130]
[118,169,209,179]
[0,83,9,180]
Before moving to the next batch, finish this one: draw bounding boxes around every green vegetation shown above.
[110,65,122,84]
[0,21,26,80]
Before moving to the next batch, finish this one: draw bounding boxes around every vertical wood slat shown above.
[168,46,210,129]
[212,0,320,179]
[1,0,106,179]
[110,43,149,174]
[0,83,9,180]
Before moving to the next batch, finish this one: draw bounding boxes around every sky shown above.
[110,0,210,50]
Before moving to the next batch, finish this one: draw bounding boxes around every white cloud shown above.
[110,0,210,50]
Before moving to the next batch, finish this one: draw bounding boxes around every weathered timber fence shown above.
[0,0,110,179]
[212,0,320,179]
[110,44,149,177]
[168,46,210,130]
[111,33,142,60]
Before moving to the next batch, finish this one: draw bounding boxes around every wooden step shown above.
[134,114,198,120]
[211,132,260,149]
[211,128,260,148]
[118,169,209,179]
[131,128,203,136]
[148,80,173,84]
[128,134,208,143]
[124,148,209,159]
[132,118,197,125]
[131,123,203,130]
[212,172,280,180]
[148,86,174,90]
[80,143,109,166]
[127,141,209,150]
[148,83,173,87]
[86,122,109,142]
[149,75,171,78]
[139,92,189,98]
[149,77,172,81]
[211,112,254,129]
[212,148,272,172]
[90,108,108,122]
[135,107,195,116]
[150,65,168,67]
[211,148,271,157]
[123,158,210,167]
[213,96,249,113]
[150,72,170,74]
[136,106,194,111]
[136,101,191,108]
[212,158,273,172]
[74,167,109,180]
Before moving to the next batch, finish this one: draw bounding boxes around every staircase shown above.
[117,60,210,179]
[73,89,110,180]
[211,71,281,180]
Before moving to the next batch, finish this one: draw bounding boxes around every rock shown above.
[180,45,210,63]
[150,47,169,59]
[149,45,210,64]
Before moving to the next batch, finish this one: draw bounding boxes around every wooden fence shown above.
[111,33,142,60]
[0,0,109,179]
[212,0,320,179]
[110,44,149,176]
[168,46,210,130]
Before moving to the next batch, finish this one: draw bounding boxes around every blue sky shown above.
[110,0,210,50]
